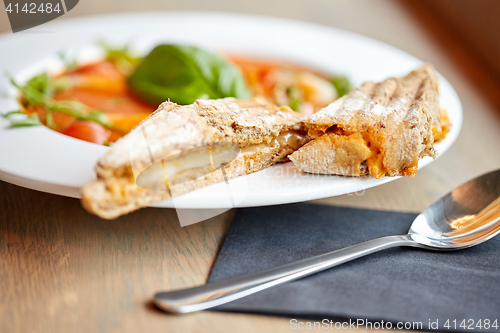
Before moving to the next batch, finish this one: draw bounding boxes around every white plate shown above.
[0,12,462,209]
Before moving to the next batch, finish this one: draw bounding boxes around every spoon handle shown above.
[154,234,418,313]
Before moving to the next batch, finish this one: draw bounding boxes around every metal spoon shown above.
[154,169,500,314]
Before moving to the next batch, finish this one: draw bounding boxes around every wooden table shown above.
[2,0,500,332]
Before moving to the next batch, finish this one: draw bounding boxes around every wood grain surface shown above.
[2,0,500,332]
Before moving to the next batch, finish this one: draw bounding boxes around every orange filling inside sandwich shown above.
[306,108,450,179]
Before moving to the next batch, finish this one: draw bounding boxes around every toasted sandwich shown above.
[289,64,450,178]
[81,98,309,219]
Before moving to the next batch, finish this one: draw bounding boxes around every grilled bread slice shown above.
[81,98,309,219]
[289,64,450,178]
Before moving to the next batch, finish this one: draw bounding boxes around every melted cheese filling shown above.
[136,143,239,189]
[136,130,308,189]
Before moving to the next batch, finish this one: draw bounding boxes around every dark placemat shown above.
[208,203,500,332]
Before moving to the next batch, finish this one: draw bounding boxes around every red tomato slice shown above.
[62,121,111,144]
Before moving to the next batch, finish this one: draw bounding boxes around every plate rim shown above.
[0,11,463,208]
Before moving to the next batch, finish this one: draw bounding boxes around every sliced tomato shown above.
[62,121,111,144]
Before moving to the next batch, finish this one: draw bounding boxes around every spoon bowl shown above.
[409,169,500,249]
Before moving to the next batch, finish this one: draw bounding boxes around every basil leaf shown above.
[127,44,251,105]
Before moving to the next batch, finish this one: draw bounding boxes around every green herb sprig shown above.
[98,40,142,75]
[286,86,302,112]
[1,110,42,127]
[4,72,122,132]
[58,52,78,72]
[330,76,353,98]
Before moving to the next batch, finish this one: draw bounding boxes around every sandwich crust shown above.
[289,64,448,178]
[81,98,308,219]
